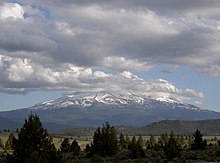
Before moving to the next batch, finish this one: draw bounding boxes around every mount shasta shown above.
[0,91,220,131]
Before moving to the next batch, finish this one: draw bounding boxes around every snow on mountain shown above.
[1,91,218,131]
[28,91,206,112]
[30,91,140,110]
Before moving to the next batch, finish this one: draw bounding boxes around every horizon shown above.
[0,0,220,112]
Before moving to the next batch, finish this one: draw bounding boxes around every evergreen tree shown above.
[5,133,15,150]
[179,135,185,147]
[125,135,130,149]
[90,122,118,157]
[164,132,181,160]
[7,114,62,163]
[119,133,126,150]
[70,139,80,156]
[128,136,145,159]
[191,129,207,150]
[84,144,92,157]
[0,138,4,150]
[146,135,156,149]
[158,133,169,148]
[60,138,70,152]
[137,136,144,147]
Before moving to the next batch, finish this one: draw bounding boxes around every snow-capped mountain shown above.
[0,91,219,131]
[29,91,206,112]
[30,91,147,110]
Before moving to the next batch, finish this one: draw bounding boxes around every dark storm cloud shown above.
[26,0,220,10]
[2,0,220,75]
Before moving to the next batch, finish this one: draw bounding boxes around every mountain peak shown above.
[29,91,190,111]
[1,91,217,130]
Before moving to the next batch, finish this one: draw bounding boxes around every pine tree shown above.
[7,114,62,163]
[164,132,181,160]
[90,122,118,157]
[60,138,70,152]
[0,138,4,149]
[146,135,156,149]
[0,138,5,153]
[137,136,144,147]
[119,133,126,150]
[191,129,207,150]
[158,133,169,148]
[70,139,80,156]
[5,133,15,150]
[125,135,130,149]
[84,144,92,157]
[128,136,145,159]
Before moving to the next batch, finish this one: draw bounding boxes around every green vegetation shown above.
[6,114,62,163]
[60,138,70,152]
[1,114,220,162]
[191,129,207,150]
[89,122,118,157]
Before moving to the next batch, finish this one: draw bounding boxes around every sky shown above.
[0,0,220,111]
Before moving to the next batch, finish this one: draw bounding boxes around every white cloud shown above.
[0,54,203,101]
[103,56,152,71]
[0,3,24,20]
[195,65,220,77]
[93,71,110,78]
[1,1,220,77]
[0,0,220,105]
[195,101,203,105]
[55,22,75,36]
[7,58,34,82]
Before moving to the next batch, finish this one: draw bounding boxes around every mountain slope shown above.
[142,119,220,135]
[0,116,21,131]
[0,91,219,131]
[58,119,220,136]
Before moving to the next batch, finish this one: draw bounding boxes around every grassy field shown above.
[0,132,92,150]
[0,132,220,151]
[52,135,93,149]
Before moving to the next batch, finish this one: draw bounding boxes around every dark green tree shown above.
[164,132,181,160]
[84,144,92,157]
[60,138,70,152]
[7,114,62,163]
[191,129,207,150]
[0,138,5,153]
[137,136,144,147]
[70,139,80,156]
[5,133,15,150]
[128,136,145,159]
[125,135,130,149]
[146,135,156,149]
[119,133,126,150]
[158,133,169,148]
[90,122,118,157]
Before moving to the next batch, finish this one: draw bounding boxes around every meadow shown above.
[1,131,219,150]
[2,130,220,162]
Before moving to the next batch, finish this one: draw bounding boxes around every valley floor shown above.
[1,132,220,162]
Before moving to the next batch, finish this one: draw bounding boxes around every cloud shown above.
[102,56,152,71]
[195,101,203,105]
[0,54,203,101]
[0,1,219,101]
[0,2,24,20]
[195,65,220,77]
[0,1,220,76]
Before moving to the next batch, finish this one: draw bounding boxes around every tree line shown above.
[1,114,220,162]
